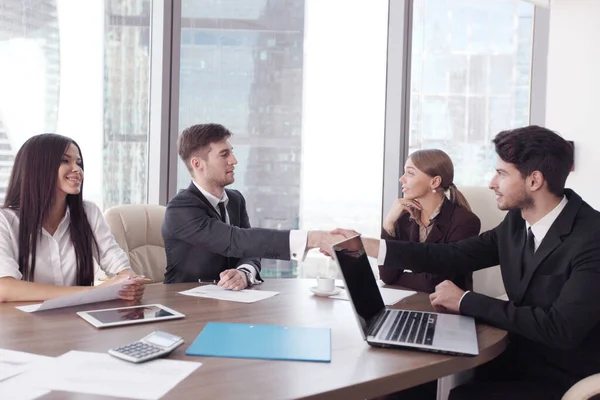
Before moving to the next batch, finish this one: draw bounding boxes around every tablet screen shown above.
[86,305,175,324]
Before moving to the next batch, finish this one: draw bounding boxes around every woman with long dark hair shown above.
[0,134,144,302]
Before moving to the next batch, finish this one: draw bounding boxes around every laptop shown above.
[332,235,479,356]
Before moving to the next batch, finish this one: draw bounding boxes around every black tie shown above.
[521,227,535,278]
[218,202,227,224]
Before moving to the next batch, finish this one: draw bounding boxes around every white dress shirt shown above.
[0,201,131,285]
[193,182,308,283]
[525,195,568,252]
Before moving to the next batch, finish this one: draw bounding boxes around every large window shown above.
[0,0,150,208]
[409,0,535,186]
[177,0,389,278]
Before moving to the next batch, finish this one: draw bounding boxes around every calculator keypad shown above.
[114,342,161,359]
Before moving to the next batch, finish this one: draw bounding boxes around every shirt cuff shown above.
[377,239,387,265]
[458,290,471,309]
[237,264,259,284]
[289,230,308,261]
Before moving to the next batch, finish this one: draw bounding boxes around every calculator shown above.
[108,331,184,363]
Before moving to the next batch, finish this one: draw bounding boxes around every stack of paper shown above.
[0,349,202,400]
[0,349,51,400]
[179,284,279,303]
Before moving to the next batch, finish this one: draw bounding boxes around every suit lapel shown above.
[514,189,581,303]
[426,224,444,243]
[224,189,240,226]
[516,233,562,302]
[187,182,221,220]
[425,199,453,243]
[507,225,527,301]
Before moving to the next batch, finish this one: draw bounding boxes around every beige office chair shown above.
[562,375,600,400]
[104,204,167,283]
[461,186,508,299]
[437,186,508,400]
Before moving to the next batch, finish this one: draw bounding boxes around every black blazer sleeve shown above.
[461,232,600,350]
[163,192,291,260]
[233,191,263,278]
[382,227,500,275]
[379,227,403,285]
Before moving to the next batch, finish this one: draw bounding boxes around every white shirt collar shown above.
[192,181,229,210]
[525,195,568,251]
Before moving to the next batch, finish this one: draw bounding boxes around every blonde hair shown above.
[409,149,472,212]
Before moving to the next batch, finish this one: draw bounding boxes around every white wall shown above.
[546,0,600,210]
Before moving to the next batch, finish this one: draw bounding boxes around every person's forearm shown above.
[382,221,395,237]
[0,278,92,302]
[361,237,381,258]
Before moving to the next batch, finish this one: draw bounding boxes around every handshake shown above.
[306,228,363,256]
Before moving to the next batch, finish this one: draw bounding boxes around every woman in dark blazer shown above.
[380,149,481,293]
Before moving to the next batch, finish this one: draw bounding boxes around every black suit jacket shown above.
[162,183,290,283]
[379,199,480,292]
[382,189,600,390]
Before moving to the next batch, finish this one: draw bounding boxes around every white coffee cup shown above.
[316,277,335,293]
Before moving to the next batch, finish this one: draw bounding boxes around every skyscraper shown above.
[0,0,60,203]
[103,0,151,208]
[409,0,534,186]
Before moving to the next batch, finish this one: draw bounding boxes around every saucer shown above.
[310,286,342,297]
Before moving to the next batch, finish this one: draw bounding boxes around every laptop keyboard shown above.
[374,310,437,346]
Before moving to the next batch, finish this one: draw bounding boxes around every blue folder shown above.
[185,322,331,362]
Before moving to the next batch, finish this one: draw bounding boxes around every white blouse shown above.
[0,201,130,286]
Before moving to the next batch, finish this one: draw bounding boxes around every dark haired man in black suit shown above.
[334,126,599,399]
[163,123,341,289]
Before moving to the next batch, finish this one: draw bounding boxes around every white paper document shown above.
[18,350,201,400]
[330,287,416,306]
[15,281,126,313]
[0,349,52,382]
[179,284,279,303]
[0,349,51,400]
[0,381,49,400]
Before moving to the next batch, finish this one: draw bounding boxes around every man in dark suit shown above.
[333,126,599,399]
[162,123,341,289]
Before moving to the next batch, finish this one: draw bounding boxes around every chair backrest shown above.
[460,186,507,298]
[103,204,167,283]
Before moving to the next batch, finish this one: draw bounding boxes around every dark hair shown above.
[4,134,98,285]
[178,123,232,172]
[493,125,573,197]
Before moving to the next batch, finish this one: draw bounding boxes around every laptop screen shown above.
[333,236,385,337]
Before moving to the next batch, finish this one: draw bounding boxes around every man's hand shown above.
[328,229,381,259]
[307,231,345,253]
[429,280,464,314]
[218,269,248,291]
[330,228,360,239]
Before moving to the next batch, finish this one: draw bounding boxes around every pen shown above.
[199,279,218,284]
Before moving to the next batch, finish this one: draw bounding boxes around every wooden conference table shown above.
[0,280,507,399]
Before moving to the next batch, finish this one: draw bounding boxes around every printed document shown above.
[179,285,279,303]
[0,349,51,400]
[15,281,126,313]
[17,350,201,400]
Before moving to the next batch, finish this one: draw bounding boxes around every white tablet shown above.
[77,304,185,328]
